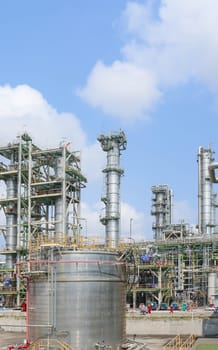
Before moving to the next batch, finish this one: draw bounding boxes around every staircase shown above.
[163,334,196,350]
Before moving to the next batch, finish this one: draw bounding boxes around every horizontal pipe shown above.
[209,163,218,183]
[16,259,126,266]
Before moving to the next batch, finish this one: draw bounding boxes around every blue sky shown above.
[0,0,218,243]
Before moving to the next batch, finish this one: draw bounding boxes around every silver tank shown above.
[28,250,127,350]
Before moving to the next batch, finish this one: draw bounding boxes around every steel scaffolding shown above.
[0,133,87,306]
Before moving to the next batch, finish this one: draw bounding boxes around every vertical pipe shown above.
[198,146,202,234]
[211,193,217,234]
[17,136,22,248]
[55,155,63,242]
[62,146,67,240]
[177,246,182,291]
[16,136,22,307]
[169,189,174,224]
[28,141,32,250]
[26,277,30,344]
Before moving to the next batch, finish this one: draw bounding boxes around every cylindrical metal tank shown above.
[28,250,127,350]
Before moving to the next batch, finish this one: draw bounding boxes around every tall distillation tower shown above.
[198,146,217,236]
[98,131,127,248]
[151,185,173,240]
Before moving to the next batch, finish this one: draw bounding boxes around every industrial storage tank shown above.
[28,250,127,350]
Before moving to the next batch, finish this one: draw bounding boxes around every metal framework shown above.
[126,237,218,309]
[0,133,86,306]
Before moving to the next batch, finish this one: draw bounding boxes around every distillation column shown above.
[198,146,216,236]
[151,185,173,240]
[98,131,127,248]
[0,148,19,270]
[54,149,69,242]
[5,177,17,269]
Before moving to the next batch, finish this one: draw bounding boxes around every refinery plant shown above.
[1,132,218,349]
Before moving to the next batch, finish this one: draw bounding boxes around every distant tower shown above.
[198,146,216,236]
[151,185,173,240]
[98,131,127,248]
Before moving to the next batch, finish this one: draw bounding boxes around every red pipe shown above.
[17,259,126,266]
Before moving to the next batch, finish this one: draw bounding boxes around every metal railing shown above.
[163,334,195,350]
[29,338,75,350]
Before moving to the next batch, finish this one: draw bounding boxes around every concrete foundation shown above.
[1,311,218,338]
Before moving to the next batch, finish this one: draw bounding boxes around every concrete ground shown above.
[1,332,218,350]
[0,308,216,350]
[126,335,172,349]
[0,332,26,350]
[0,332,171,350]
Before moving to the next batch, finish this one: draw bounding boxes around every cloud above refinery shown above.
[0,84,86,150]
[81,200,150,241]
[0,84,104,184]
[78,0,218,120]
[77,61,161,122]
[0,84,197,245]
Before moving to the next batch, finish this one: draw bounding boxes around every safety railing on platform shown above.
[180,335,195,349]
[163,334,195,350]
[29,338,75,350]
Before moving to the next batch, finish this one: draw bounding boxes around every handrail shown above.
[163,335,181,349]
[163,334,195,350]
[180,335,195,349]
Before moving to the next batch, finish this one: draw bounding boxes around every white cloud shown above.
[120,201,152,241]
[0,84,104,184]
[77,60,161,122]
[0,83,153,245]
[123,0,218,89]
[78,0,218,120]
[80,200,152,243]
[82,142,105,183]
[0,84,87,150]
[80,201,104,238]
[173,200,197,226]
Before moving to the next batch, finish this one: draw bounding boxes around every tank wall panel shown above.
[29,251,126,350]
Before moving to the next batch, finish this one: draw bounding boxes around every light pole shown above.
[80,218,87,237]
[78,218,88,247]
[129,218,133,242]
